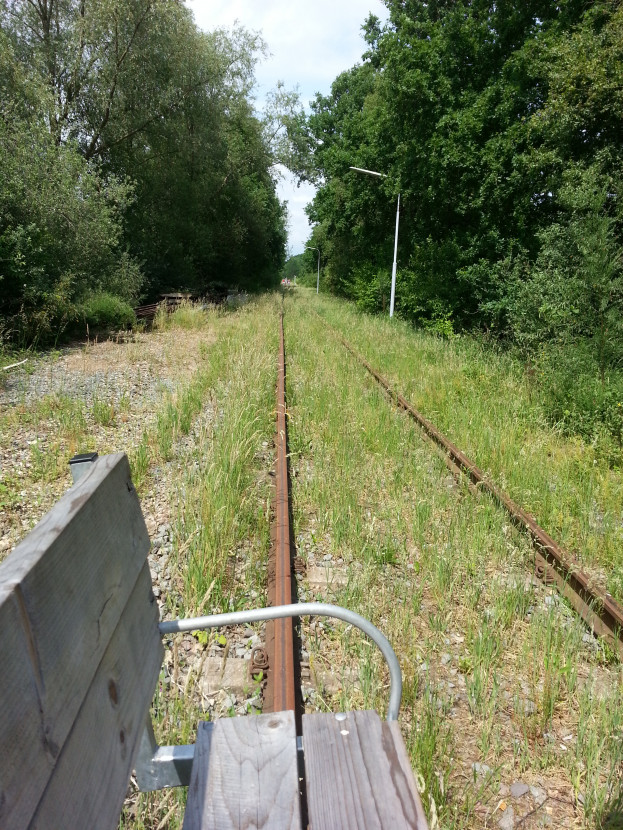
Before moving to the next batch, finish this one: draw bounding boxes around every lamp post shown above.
[306,246,320,294]
[349,166,400,318]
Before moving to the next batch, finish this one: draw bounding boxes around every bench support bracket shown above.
[135,716,195,791]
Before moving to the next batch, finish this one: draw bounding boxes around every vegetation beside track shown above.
[0,300,279,829]
[312,292,623,605]
[286,288,622,829]
[122,298,278,829]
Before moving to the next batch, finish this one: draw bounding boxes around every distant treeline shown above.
[295,0,623,452]
[0,0,287,345]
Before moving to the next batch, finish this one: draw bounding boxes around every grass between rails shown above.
[284,289,623,828]
[312,291,623,604]
[121,296,278,830]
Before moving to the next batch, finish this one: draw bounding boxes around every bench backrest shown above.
[0,453,163,830]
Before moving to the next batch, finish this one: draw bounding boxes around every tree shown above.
[1,1,288,318]
[294,0,623,443]
[298,0,613,329]
[0,27,140,344]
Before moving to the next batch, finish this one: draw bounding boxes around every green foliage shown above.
[419,302,455,339]
[532,345,623,461]
[294,0,623,442]
[78,293,136,332]
[350,265,391,315]
[505,165,623,360]
[0,27,142,345]
[499,164,623,448]
[0,111,139,343]
[92,397,116,427]
[282,254,305,282]
[0,2,288,345]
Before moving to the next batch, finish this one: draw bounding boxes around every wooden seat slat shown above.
[183,712,302,830]
[0,584,53,827]
[0,453,152,828]
[302,710,427,829]
[30,563,163,829]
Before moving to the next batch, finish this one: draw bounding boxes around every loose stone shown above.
[498,806,515,830]
[510,782,529,799]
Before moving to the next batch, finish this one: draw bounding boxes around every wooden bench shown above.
[0,453,428,829]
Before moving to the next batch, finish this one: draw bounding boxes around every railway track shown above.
[263,305,621,731]
[322,319,623,660]
[264,312,299,717]
[4,296,617,826]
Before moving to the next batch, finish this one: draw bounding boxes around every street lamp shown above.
[306,246,320,295]
[349,166,400,318]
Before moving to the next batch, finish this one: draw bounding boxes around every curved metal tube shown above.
[159,602,402,721]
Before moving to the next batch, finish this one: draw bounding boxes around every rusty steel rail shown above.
[335,331,623,659]
[264,312,297,713]
[134,302,161,321]
[134,295,198,322]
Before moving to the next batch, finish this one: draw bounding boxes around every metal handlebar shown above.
[159,601,402,721]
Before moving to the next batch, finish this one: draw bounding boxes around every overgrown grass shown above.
[154,301,208,332]
[168,302,277,615]
[121,295,277,830]
[77,292,136,332]
[285,288,623,828]
[5,289,622,827]
[2,297,278,830]
[311,291,623,603]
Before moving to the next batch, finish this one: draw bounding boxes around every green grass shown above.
[284,288,623,828]
[92,396,116,426]
[5,288,622,828]
[120,296,278,830]
[154,301,209,332]
[312,292,623,602]
[1,298,278,830]
[169,302,277,615]
[0,392,89,484]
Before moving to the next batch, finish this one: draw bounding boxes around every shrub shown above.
[296,270,317,288]
[78,293,136,331]
[350,265,392,314]
[534,342,623,462]
[420,300,455,338]
[166,302,205,331]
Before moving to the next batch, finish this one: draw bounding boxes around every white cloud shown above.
[185,0,388,254]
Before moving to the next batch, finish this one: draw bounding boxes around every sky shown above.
[185,1,388,256]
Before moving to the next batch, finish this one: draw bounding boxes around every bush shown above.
[78,293,136,331]
[0,40,143,346]
[296,270,317,288]
[350,264,391,314]
[534,342,623,462]
[101,251,144,305]
[420,300,456,338]
[163,302,205,331]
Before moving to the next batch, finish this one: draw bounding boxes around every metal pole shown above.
[160,601,403,721]
[306,246,320,294]
[389,193,400,318]
[349,166,399,318]
[349,166,385,179]
[316,249,320,294]
[68,452,99,483]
